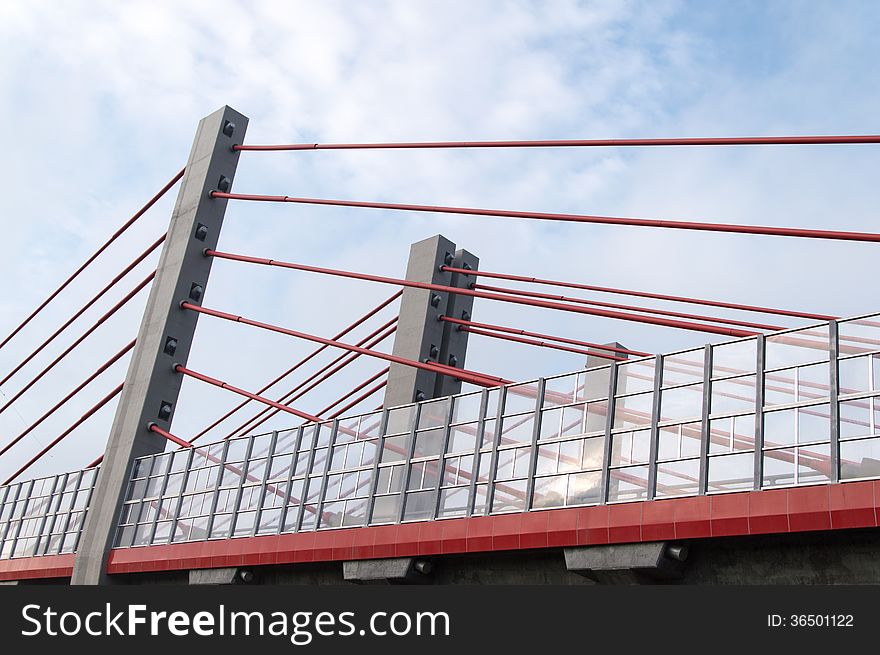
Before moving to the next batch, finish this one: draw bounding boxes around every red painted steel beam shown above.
[181,301,511,388]
[0,339,135,459]
[210,191,880,243]
[0,234,165,390]
[0,271,155,417]
[441,265,836,322]
[205,249,757,337]
[0,169,183,352]
[190,291,401,442]
[4,382,124,484]
[441,316,651,358]
[233,134,880,151]
[224,319,398,440]
[472,282,783,331]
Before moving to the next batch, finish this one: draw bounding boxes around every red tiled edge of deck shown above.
[4,482,878,580]
[105,482,879,575]
[0,553,74,582]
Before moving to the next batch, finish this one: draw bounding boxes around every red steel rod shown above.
[462,325,627,360]
[190,290,401,441]
[148,423,194,448]
[210,191,880,243]
[327,379,388,420]
[175,364,323,424]
[4,382,123,484]
[181,301,511,388]
[0,169,183,352]
[472,283,783,331]
[205,249,757,337]
[91,419,191,467]
[313,367,389,418]
[0,234,165,389]
[441,316,651,357]
[0,339,135,458]
[227,321,397,440]
[0,271,155,417]
[234,135,880,151]
[441,265,836,322]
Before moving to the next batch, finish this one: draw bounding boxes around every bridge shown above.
[1,107,878,585]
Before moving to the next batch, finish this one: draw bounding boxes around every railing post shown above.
[72,106,248,584]
[829,321,840,483]
[383,235,479,408]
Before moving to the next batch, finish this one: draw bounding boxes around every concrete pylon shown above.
[72,106,248,584]
[383,235,479,408]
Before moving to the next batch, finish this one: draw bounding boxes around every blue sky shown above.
[0,1,878,481]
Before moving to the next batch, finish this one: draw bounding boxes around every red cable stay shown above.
[440,265,836,322]
[233,134,880,151]
[205,249,757,337]
[471,283,783,332]
[180,301,511,388]
[226,318,398,440]
[89,421,191,468]
[0,234,165,390]
[441,316,651,358]
[148,423,193,449]
[327,378,388,420]
[189,291,401,442]
[0,271,155,417]
[4,382,124,485]
[0,168,183,352]
[210,191,880,243]
[175,364,324,424]
[313,367,389,418]
[461,324,629,360]
[0,339,135,459]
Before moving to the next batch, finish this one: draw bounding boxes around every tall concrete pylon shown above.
[72,106,248,584]
[383,235,479,408]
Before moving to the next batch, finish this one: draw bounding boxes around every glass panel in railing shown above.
[658,383,703,424]
[838,354,879,396]
[765,325,829,370]
[613,392,653,430]
[712,338,757,378]
[578,366,612,402]
[451,391,482,425]
[385,404,416,436]
[615,358,655,396]
[837,314,880,356]
[543,373,577,408]
[607,465,650,503]
[503,382,539,416]
[710,376,756,416]
[662,349,704,387]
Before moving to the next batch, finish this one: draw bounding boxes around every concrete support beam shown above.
[564,542,688,584]
[72,106,248,585]
[385,235,478,407]
[189,567,254,585]
[343,557,433,584]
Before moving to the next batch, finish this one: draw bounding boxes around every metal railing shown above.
[1,312,878,558]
